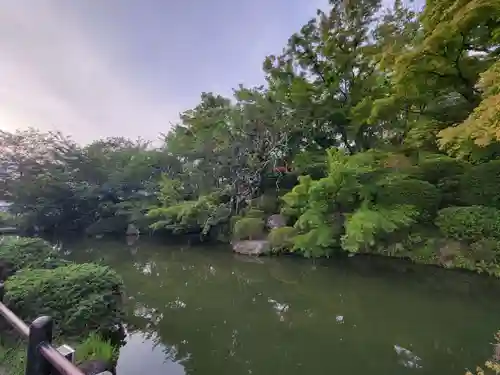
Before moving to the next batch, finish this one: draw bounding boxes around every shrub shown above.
[460,160,500,208]
[341,205,419,253]
[249,195,279,214]
[232,218,265,240]
[0,237,67,273]
[76,332,118,364]
[5,263,124,336]
[244,208,266,219]
[0,342,25,375]
[417,156,469,184]
[375,179,441,218]
[268,227,297,253]
[435,206,500,242]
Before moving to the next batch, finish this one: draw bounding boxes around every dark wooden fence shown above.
[0,283,85,375]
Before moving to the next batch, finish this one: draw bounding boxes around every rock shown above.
[266,214,286,230]
[126,223,139,236]
[232,240,270,256]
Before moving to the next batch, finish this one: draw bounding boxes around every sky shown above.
[0,0,420,144]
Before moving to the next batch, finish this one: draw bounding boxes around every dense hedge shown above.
[5,263,123,336]
[375,179,441,218]
[0,237,68,276]
[0,236,124,337]
[459,160,500,208]
[435,206,500,242]
[417,156,469,184]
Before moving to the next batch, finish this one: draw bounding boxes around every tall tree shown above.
[391,0,500,153]
[264,0,385,154]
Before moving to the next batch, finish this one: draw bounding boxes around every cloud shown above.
[0,0,180,144]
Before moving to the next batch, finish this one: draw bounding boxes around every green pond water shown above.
[63,237,500,375]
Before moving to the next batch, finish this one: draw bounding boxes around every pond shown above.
[63,237,500,375]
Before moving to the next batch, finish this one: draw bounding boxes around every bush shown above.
[460,160,500,208]
[0,342,25,375]
[244,208,266,219]
[341,205,419,253]
[76,332,118,364]
[417,156,469,184]
[0,237,67,274]
[435,206,500,242]
[375,179,441,218]
[268,227,297,253]
[232,218,265,240]
[5,263,124,336]
[249,195,279,214]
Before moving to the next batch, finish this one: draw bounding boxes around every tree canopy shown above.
[1,0,500,274]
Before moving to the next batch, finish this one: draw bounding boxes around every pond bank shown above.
[64,237,500,375]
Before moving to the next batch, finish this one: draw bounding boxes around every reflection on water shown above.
[64,237,500,375]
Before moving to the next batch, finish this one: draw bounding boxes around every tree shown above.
[264,0,390,154]
[391,0,500,153]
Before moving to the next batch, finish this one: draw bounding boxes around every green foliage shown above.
[76,332,118,364]
[248,194,279,215]
[268,227,297,253]
[435,206,500,242]
[459,160,500,208]
[376,178,441,218]
[292,151,327,179]
[0,0,500,276]
[232,218,265,240]
[280,175,314,222]
[342,205,419,253]
[244,209,266,219]
[0,341,25,375]
[416,155,469,184]
[148,193,231,236]
[291,225,338,258]
[0,236,67,272]
[4,263,124,336]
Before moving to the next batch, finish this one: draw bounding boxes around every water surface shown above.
[64,237,500,375]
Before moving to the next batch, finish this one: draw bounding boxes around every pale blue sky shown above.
[0,0,420,143]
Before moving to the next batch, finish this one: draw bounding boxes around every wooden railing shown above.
[0,283,85,375]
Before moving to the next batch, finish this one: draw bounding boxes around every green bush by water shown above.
[436,206,500,242]
[0,237,68,273]
[5,263,123,336]
[268,226,297,253]
[233,218,265,240]
[75,332,118,364]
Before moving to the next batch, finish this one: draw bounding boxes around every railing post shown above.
[26,316,53,375]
